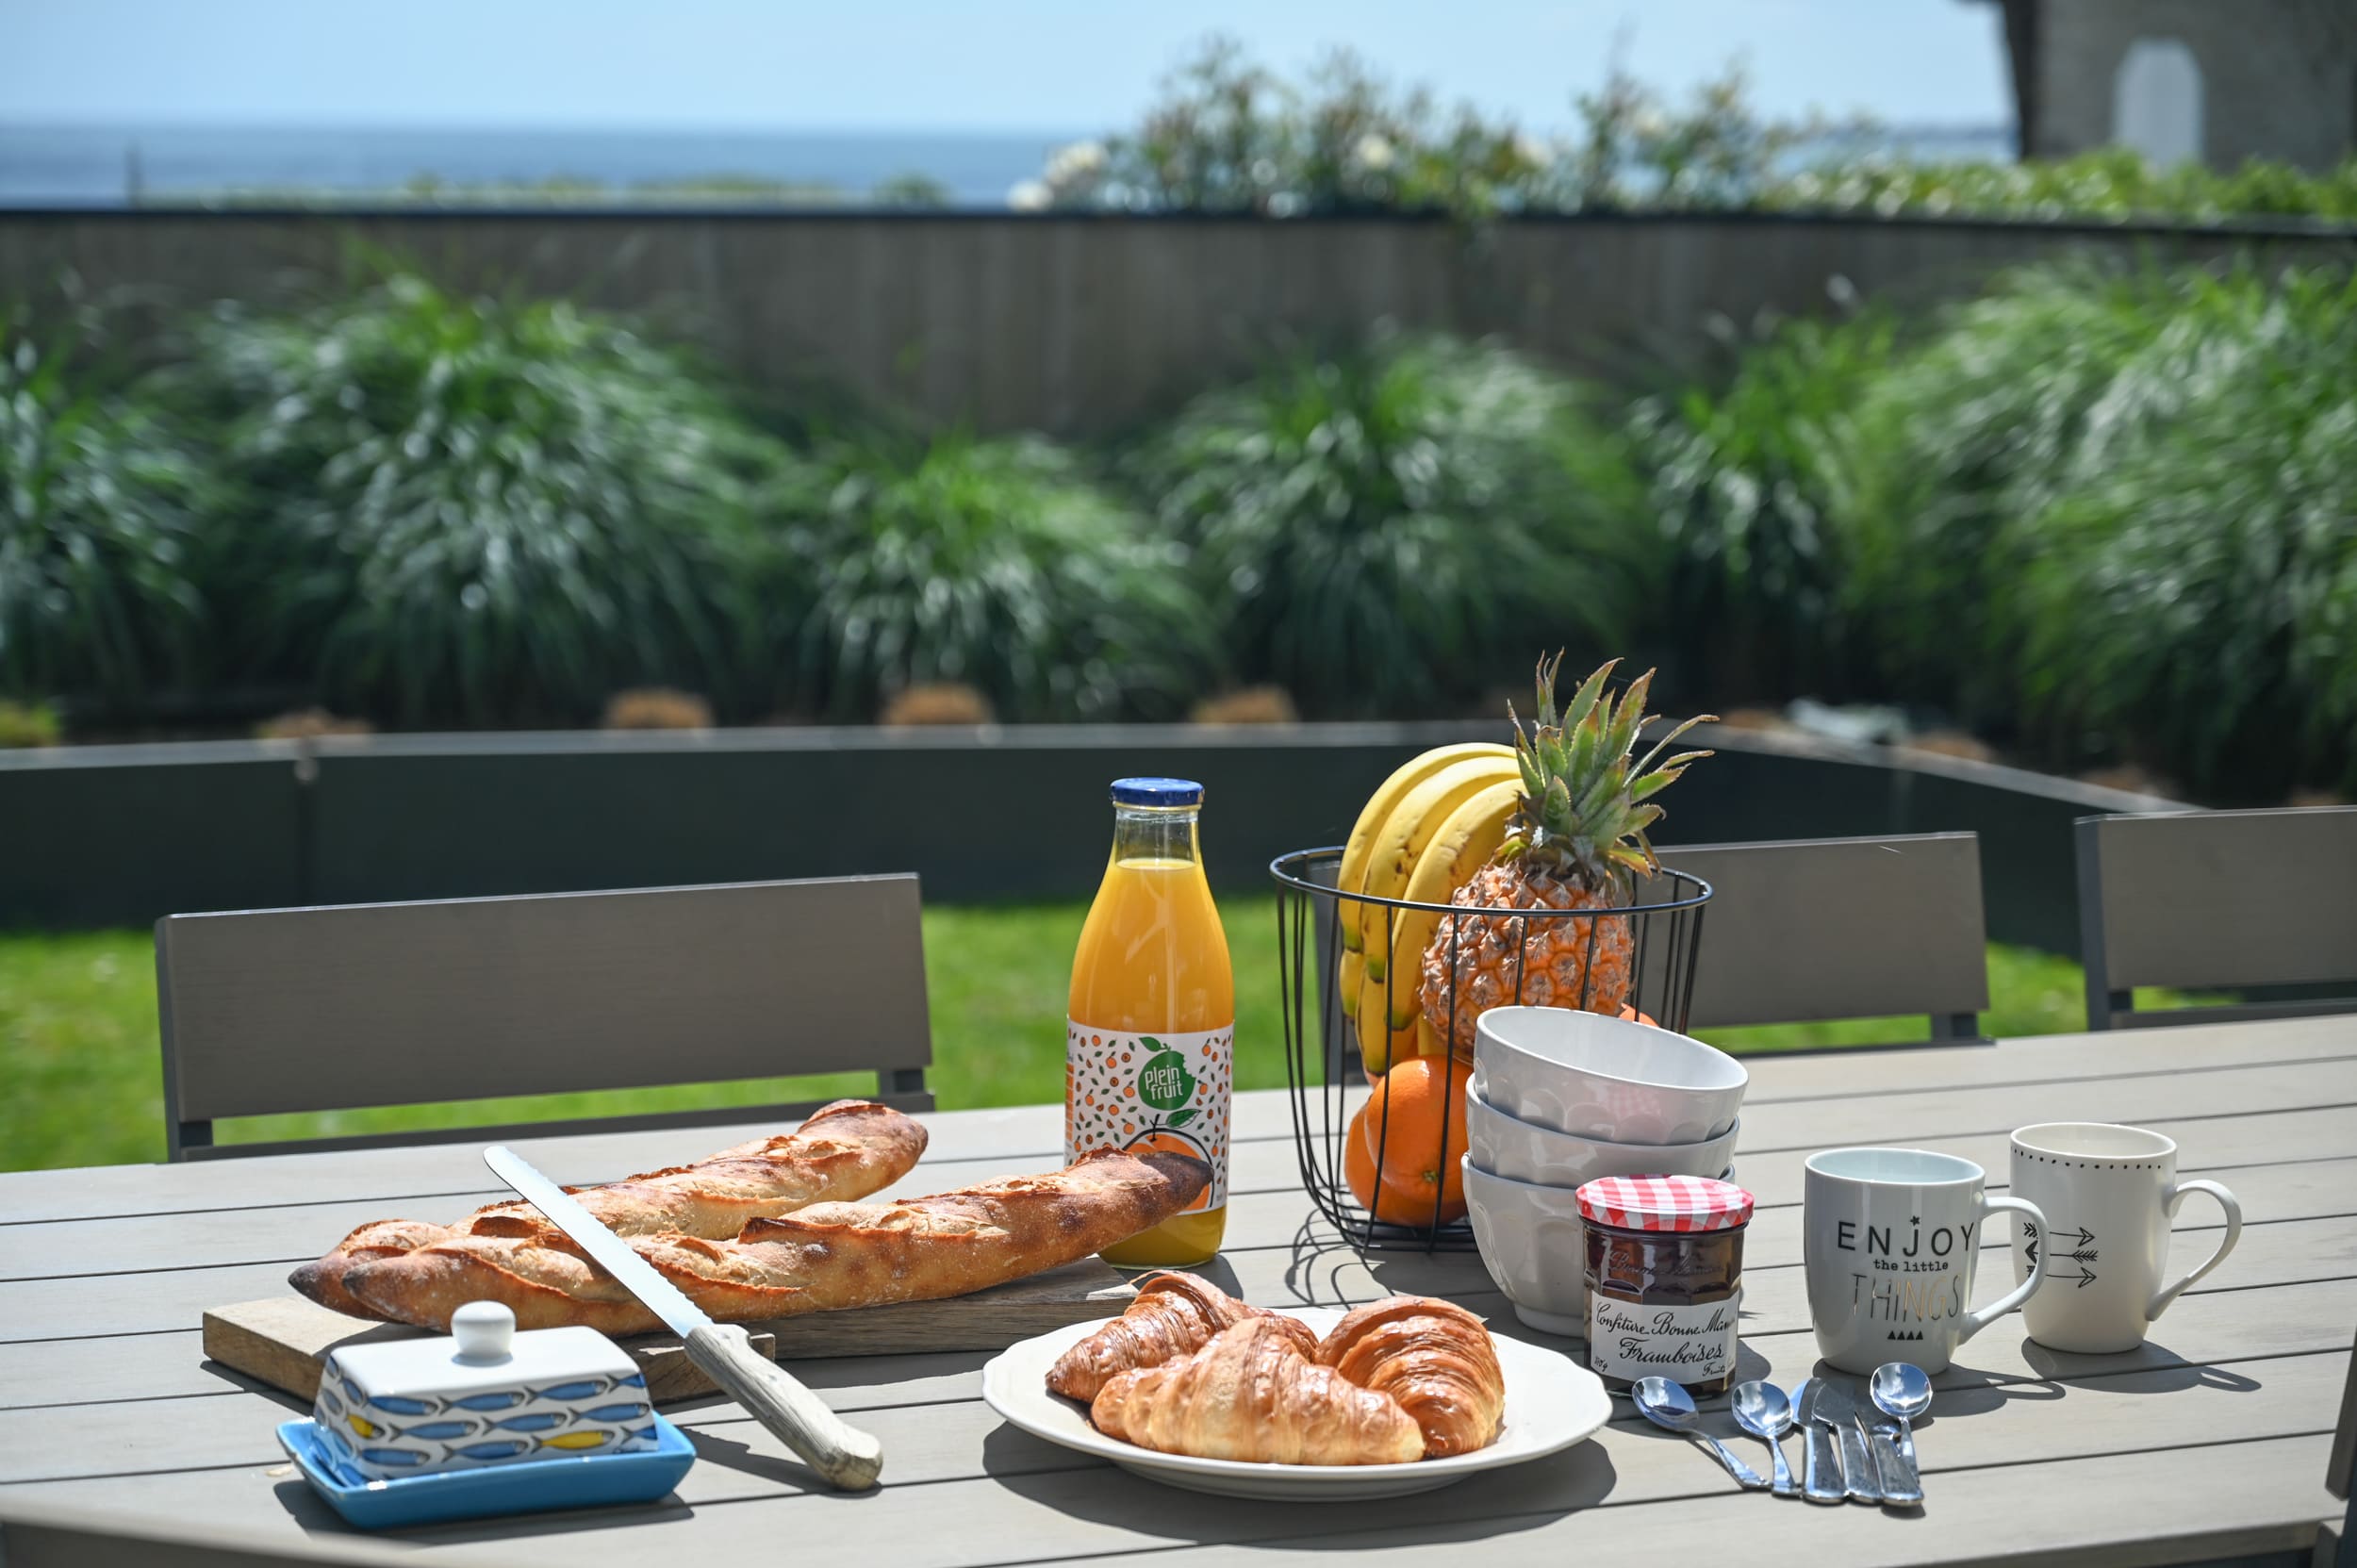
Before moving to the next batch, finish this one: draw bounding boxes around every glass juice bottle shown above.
[1066,777,1233,1266]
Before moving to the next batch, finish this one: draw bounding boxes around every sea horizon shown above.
[0,120,2015,210]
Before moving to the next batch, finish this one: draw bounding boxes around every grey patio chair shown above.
[1639,833,1990,1047]
[156,875,931,1160]
[2074,806,2357,1030]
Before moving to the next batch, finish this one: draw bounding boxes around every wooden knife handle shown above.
[686,1323,883,1490]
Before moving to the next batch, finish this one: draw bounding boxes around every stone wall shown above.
[4,209,2349,437]
[2029,0,2356,170]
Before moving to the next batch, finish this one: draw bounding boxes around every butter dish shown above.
[277,1414,695,1530]
[311,1300,654,1481]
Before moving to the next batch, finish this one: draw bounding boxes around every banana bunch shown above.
[1333,744,1519,1075]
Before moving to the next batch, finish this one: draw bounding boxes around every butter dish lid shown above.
[325,1302,640,1399]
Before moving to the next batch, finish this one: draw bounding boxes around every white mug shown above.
[2008,1123,2243,1354]
[1805,1147,2050,1374]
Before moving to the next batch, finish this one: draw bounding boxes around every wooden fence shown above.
[1,208,2349,435]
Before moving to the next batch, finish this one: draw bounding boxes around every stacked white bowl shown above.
[1460,1006,1748,1335]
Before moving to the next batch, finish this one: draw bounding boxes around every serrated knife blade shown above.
[484,1145,883,1489]
[484,1146,710,1337]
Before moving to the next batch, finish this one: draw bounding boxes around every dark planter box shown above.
[0,722,2180,954]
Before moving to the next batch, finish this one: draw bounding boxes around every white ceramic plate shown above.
[980,1305,1611,1500]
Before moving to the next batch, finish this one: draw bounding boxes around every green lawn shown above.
[1,900,2139,1172]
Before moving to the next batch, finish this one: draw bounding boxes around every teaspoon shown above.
[1731,1380,1798,1497]
[1633,1377,1770,1491]
[1868,1362,1931,1507]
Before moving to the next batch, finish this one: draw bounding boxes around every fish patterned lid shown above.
[325,1301,639,1399]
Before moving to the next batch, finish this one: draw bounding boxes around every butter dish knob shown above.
[452,1300,516,1362]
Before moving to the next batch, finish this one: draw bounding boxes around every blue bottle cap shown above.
[1110,777,1205,807]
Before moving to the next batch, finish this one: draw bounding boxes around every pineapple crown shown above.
[1502,653,1716,895]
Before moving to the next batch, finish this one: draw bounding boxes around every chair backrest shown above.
[156,875,931,1160]
[1640,834,1989,1045]
[2075,807,2357,1030]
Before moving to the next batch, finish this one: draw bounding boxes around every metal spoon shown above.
[1868,1362,1931,1507]
[1731,1380,1798,1496]
[1633,1378,1770,1491]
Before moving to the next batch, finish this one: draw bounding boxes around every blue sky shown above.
[0,0,2012,131]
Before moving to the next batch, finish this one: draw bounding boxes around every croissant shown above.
[292,1100,926,1319]
[1316,1296,1505,1458]
[1047,1272,1312,1401]
[1091,1319,1423,1465]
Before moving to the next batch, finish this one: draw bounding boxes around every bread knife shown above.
[485,1145,884,1489]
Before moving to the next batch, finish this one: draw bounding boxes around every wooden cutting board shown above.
[205,1258,1138,1406]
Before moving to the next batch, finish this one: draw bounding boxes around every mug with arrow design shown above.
[2009,1123,2242,1354]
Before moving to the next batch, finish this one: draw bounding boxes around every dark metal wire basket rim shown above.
[1267,846,1715,917]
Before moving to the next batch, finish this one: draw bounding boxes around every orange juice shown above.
[1066,777,1233,1266]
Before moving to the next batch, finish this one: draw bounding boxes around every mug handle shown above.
[2148,1179,2243,1321]
[1960,1195,2050,1345]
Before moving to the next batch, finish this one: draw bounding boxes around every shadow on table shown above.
[198,1358,310,1409]
[272,1477,701,1549]
[1275,1216,1488,1306]
[1855,1338,2264,1444]
[978,1424,1619,1552]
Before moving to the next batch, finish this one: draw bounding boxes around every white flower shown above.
[1046,140,1108,185]
[1513,132,1552,168]
[1631,106,1669,140]
[1007,179,1052,211]
[1350,132,1396,172]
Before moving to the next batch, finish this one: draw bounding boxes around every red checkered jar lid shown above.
[1574,1174,1755,1232]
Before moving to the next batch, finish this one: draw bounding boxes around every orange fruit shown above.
[1343,1055,1473,1227]
[1125,1127,1213,1211]
[1618,1003,1658,1028]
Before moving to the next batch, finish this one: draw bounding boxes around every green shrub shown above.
[1034,39,1542,220]
[2006,266,2357,797]
[1038,41,2357,224]
[182,274,784,726]
[1765,146,2357,225]
[775,432,1212,721]
[1836,262,2213,723]
[1131,332,1649,718]
[0,309,213,705]
[1629,308,1900,702]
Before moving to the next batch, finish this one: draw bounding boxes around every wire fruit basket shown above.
[1270,846,1713,1253]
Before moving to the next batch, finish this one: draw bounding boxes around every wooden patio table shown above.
[3,1016,2352,1566]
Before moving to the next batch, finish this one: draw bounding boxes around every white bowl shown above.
[1472,1006,1746,1145]
[1460,1156,1590,1336]
[1464,1084,1741,1189]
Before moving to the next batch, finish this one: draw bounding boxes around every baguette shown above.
[342,1148,1211,1333]
[291,1100,927,1319]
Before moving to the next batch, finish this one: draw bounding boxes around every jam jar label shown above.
[1587,1289,1742,1385]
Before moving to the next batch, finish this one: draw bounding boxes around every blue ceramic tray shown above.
[277,1414,695,1529]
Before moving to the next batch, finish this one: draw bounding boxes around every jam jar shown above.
[1577,1174,1754,1395]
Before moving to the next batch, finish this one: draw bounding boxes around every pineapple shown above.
[1419,654,1713,1055]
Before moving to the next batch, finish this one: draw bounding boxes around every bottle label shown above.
[1065,1022,1232,1210]
[1586,1289,1742,1385]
